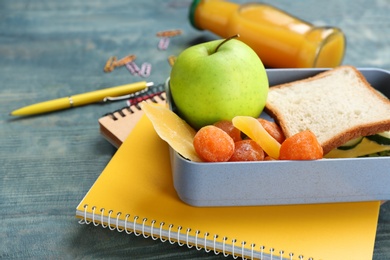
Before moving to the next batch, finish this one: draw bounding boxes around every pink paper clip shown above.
[125,63,136,74]
[158,37,170,50]
[139,62,152,77]
[125,61,140,75]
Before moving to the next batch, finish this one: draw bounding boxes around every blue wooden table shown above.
[1,0,389,259]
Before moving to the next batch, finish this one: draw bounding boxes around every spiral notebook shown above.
[76,114,380,260]
[98,84,166,148]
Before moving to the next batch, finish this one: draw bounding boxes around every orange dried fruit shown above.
[213,120,242,142]
[193,125,235,162]
[229,140,264,162]
[279,130,323,160]
[257,118,286,144]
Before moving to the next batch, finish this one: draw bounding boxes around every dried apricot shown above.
[213,120,242,142]
[229,140,264,161]
[279,130,323,160]
[193,125,235,162]
[257,118,285,144]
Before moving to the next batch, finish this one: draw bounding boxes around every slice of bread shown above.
[265,65,390,155]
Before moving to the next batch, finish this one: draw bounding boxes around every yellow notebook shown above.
[76,115,380,260]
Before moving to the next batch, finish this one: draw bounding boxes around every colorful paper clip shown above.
[103,56,117,72]
[168,55,176,67]
[114,55,136,67]
[156,29,182,38]
[104,54,136,73]
[158,37,170,50]
[139,62,152,78]
[125,61,141,75]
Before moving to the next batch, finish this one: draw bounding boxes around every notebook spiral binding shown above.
[77,204,310,260]
[104,83,166,121]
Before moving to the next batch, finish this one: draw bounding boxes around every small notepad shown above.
[98,84,166,148]
[77,115,380,260]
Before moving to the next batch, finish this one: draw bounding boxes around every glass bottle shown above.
[189,0,346,68]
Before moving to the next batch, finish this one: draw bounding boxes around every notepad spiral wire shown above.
[77,204,309,260]
[104,83,166,121]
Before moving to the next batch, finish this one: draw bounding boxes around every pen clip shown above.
[103,87,150,102]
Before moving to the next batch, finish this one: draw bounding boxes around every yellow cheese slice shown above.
[325,138,390,158]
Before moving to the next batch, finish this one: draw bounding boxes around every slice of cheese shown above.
[325,138,390,158]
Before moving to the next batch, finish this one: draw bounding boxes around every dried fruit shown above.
[257,118,285,144]
[229,140,264,161]
[279,130,323,160]
[213,120,242,142]
[232,116,281,159]
[193,125,235,162]
[141,102,202,162]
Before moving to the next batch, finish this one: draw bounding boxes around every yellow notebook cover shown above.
[76,115,380,260]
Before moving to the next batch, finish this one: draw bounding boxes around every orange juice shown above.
[190,0,345,68]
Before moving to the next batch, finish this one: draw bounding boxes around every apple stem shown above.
[215,34,240,53]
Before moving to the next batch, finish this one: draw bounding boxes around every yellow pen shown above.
[10,81,153,116]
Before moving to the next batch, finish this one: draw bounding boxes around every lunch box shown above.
[166,68,390,206]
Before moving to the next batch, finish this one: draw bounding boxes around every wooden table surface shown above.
[1,0,389,259]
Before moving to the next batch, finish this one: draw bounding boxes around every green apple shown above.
[169,36,268,130]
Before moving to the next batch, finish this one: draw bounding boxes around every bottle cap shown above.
[188,0,203,30]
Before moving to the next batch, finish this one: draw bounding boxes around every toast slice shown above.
[265,65,390,155]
